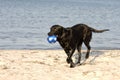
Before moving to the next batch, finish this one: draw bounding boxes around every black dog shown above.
[48,24,109,68]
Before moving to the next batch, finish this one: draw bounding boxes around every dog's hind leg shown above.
[84,32,92,59]
[85,43,91,59]
[76,42,83,64]
[84,40,91,59]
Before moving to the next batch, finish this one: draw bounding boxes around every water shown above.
[0,0,120,50]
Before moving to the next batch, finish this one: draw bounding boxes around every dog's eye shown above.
[51,28,56,31]
[53,28,57,30]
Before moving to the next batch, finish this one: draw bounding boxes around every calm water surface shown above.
[0,0,120,49]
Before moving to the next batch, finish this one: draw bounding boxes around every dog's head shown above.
[48,25,65,37]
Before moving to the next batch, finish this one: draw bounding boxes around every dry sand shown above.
[0,50,120,80]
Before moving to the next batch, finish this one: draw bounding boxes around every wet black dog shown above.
[48,24,109,68]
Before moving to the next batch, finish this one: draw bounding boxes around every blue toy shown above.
[47,35,57,43]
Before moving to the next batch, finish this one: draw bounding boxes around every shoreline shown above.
[0,50,120,80]
[0,47,120,50]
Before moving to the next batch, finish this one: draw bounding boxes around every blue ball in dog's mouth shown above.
[47,35,57,43]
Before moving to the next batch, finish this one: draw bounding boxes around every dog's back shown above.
[71,24,109,33]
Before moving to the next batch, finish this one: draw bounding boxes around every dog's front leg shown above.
[64,49,71,64]
[67,49,76,68]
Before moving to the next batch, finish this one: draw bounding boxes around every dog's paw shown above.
[70,63,75,68]
[66,58,71,64]
[85,54,89,59]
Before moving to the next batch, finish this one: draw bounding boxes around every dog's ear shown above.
[61,28,72,38]
[57,26,64,35]
[65,28,72,35]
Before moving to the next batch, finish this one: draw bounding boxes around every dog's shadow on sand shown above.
[73,50,105,65]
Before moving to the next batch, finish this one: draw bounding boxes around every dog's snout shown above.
[48,32,53,36]
[48,32,50,36]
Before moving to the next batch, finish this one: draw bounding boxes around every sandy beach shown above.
[0,50,120,80]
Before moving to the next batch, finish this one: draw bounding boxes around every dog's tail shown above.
[90,27,109,33]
